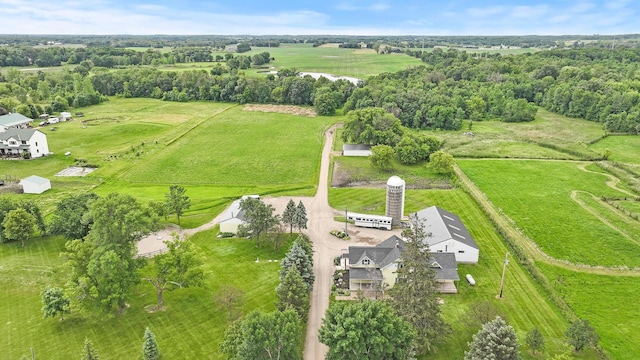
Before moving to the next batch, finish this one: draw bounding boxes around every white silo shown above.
[386,175,405,227]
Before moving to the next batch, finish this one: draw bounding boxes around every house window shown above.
[458,250,465,254]
[35,142,38,146]
[362,259,370,265]
[437,250,443,253]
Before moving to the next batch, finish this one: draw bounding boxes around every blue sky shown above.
[1,0,637,35]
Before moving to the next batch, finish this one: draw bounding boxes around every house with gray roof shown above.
[412,206,479,264]
[344,235,460,293]
[0,129,49,158]
[0,113,33,132]
[217,195,260,234]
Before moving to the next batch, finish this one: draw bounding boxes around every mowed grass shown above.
[122,106,328,187]
[539,262,640,359]
[457,159,640,267]
[440,110,606,159]
[590,135,640,165]
[0,231,292,359]
[328,187,596,359]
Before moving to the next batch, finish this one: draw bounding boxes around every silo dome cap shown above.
[387,176,404,186]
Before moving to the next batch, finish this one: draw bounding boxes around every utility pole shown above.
[499,252,509,298]
[345,206,348,233]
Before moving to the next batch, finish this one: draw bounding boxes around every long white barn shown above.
[347,211,393,230]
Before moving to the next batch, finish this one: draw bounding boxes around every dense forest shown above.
[1,44,640,134]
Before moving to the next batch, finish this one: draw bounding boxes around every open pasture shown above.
[0,231,291,360]
[327,187,596,359]
[539,262,640,359]
[457,159,640,267]
[440,110,606,159]
[589,134,640,165]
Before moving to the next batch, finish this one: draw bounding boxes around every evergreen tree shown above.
[525,327,545,355]
[465,316,520,360]
[280,240,314,291]
[142,327,160,360]
[282,199,297,235]
[81,338,100,360]
[294,201,308,232]
[276,267,310,319]
[386,213,450,354]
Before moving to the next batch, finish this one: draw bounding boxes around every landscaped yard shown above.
[0,231,292,359]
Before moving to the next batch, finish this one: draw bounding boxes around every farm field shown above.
[0,98,333,226]
[589,135,640,165]
[327,187,597,359]
[0,230,293,360]
[457,158,640,359]
[457,159,639,267]
[152,44,424,79]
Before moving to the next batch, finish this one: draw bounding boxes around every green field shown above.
[1,230,293,359]
[438,110,606,160]
[0,98,332,226]
[457,159,639,267]
[590,135,640,165]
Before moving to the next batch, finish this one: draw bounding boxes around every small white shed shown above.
[20,175,51,194]
[342,144,372,157]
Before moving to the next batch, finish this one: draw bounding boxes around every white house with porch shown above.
[0,129,49,158]
[0,113,33,132]
[344,235,460,293]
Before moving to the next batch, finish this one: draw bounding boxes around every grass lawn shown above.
[457,159,640,267]
[539,262,640,359]
[0,230,294,359]
[327,187,597,359]
[589,135,640,165]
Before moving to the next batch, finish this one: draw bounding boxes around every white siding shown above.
[430,241,479,264]
[28,131,49,158]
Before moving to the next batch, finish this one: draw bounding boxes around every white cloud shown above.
[335,2,390,12]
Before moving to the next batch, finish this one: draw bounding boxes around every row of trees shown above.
[220,235,314,359]
[78,327,160,360]
[238,197,307,250]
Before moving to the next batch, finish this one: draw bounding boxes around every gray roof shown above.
[0,129,38,141]
[0,113,33,127]
[431,253,460,281]
[218,199,248,223]
[342,144,372,151]
[412,206,479,250]
[21,175,50,185]
[349,268,383,281]
[347,235,459,281]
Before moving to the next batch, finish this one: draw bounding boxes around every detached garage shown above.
[20,175,51,194]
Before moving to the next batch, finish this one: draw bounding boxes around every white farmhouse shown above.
[0,129,49,158]
[412,206,480,264]
[217,195,260,234]
[20,175,51,194]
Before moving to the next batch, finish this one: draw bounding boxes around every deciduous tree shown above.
[220,309,302,360]
[319,299,415,360]
[565,319,599,352]
[3,208,36,247]
[165,185,191,227]
[41,286,70,320]
[465,316,520,360]
[49,193,98,240]
[143,239,204,309]
[370,144,395,170]
[526,327,545,355]
[239,197,280,247]
[430,150,455,175]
